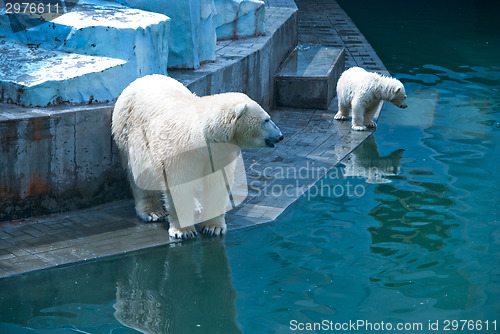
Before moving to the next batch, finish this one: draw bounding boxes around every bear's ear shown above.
[234,103,247,119]
[390,86,402,100]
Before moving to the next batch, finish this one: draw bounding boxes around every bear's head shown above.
[390,81,408,109]
[203,93,283,148]
[230,96,283,149]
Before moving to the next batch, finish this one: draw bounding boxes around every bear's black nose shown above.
[279,135,284,141]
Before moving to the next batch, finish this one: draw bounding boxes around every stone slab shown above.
[0,103,129,222]
[275,45,345,109]
[0,0,170,106]
[0,40,130,106]
[214,0,266,40]
[1,0,171,60]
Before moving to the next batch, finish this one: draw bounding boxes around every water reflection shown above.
[0,238,241,334]
[114,238,241,334]
[341,136,405,184]
[339,134,459,251]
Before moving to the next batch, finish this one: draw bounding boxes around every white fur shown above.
[334,67,407,131]
[112,75,281,239]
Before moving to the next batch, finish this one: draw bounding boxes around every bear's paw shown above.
[201,223,227,236]
[169,226,198,239]
[364,121,377,128]
[137,209,167,222]
[334,112,348,121]
[351,125,368,131]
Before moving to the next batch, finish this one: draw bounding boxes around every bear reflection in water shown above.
[114,238,242,334]
[341,136,405,184]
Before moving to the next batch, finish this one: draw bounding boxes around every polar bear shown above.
[112,75,283,239]
[334,67,407,131]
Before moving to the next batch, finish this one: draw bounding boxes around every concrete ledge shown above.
[0,5,298,222]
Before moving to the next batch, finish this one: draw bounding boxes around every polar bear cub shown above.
[334,67,407,131]
[112,75,283,239]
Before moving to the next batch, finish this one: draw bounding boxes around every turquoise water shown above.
[1,0,499,333]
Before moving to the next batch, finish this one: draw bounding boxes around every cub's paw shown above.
[351,125,368,131]
[364,121,377,128]
[201,223,227,236]
[137,209,167,222]
[334,112,348,121]
[169,226,198,239]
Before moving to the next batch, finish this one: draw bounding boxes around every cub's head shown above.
[390,80,408,109]
[231,97,283,149]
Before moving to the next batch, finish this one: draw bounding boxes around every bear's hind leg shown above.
[130,178,167,222]
[334,103,350,121]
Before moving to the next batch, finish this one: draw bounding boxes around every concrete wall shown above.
[0,105,128,221]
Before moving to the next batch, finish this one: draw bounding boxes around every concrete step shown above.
[0,41,131,106]
[0,0,170,106]
[274,45,345,109]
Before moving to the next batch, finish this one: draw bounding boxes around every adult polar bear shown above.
[112,75,283,239]
[335,67,407,131]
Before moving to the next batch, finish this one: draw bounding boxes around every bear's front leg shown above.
[350,100,368,131]
[364,120,377,128]
[199,169,231,236]
[363,101,381,129]
[163,189,198,239]
[351,109,367,131]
